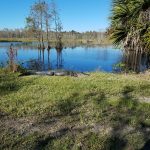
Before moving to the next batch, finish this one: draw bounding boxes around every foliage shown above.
[26,0,63,48]
[0,30,108,46]
[110,0,150,53]
[113,62,126,72]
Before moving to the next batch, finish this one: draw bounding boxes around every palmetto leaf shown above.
[110,0,150,52]
[111,27,129,45]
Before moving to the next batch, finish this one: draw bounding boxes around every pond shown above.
[0,42,149,72]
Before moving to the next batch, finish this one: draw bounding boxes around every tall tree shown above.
[26,0,49,49]
[51,0,63,45]
[44,1,52,48]
[110,0,150,53]
[26,0,62,49]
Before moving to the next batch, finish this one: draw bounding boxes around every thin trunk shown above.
[40,7,44,49]
[46,18,51,49]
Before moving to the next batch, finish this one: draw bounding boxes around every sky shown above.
[0,0,112,32]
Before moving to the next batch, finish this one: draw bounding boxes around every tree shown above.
[110,0,150,53]
[26,0,50,49]
[26,0,63,49]
[44,1,52,48]
[51,0,63,44]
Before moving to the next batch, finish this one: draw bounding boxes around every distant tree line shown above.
[0,0,108,47]
[0,28,107,44]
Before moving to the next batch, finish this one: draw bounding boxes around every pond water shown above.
[0,42,149,72]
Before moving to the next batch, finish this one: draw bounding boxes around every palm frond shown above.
[111,27,128,45]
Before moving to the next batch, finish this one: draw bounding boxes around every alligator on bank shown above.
[20,70,90,77]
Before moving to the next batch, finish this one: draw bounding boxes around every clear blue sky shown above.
[0,0,112,32]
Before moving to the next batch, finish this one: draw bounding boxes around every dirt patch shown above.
[139,97,150,103]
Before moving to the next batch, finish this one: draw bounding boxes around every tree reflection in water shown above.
[47,47,51,70]
[56,42,63,69]
[26,43,64,71]
[123,51,150,72]
[6,43,150,73]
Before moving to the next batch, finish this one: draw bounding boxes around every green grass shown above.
[0,69,150,149]
[0,37,112,46]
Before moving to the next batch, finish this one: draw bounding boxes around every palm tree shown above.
[110,0,150,53]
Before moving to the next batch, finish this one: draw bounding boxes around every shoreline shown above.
[0,38,112,47]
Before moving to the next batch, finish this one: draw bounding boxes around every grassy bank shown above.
[0,38,112,46]
[0,38,35,42]
[0,70,150,149]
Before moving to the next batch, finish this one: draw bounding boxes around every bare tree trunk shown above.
[46,18,51,49]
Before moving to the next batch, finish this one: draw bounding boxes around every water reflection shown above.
[47,48,51,69]
[123,51,150,72]
[37,47,51,70]
[2,42,150,72]
[22,45,123,72]
[7,44,18,72]
[56,42,63,69]
[26,59,43,71]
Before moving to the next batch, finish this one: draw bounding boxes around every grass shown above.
[0,69,150,149]
[0,37,112,46]
[0,38,35,42]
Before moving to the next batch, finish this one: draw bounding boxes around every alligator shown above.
[20,70,90,77]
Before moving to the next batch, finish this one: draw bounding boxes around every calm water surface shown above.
[0,42,124,72]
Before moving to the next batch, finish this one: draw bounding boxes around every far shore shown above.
[0,38,112,47]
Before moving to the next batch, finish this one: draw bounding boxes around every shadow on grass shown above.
[83,86,150,149]
[55,93,80,116]
[105,136,127,150]
[34,126,93,150]
[0,73,19,96]
[0,72,40,96]
[26,86,150,149]
[106,85,150,149]
[34,128,69,150]
[38,93,81,125]
[0,109,8,119]
[2,85,150,150]
[56,98,78,116]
